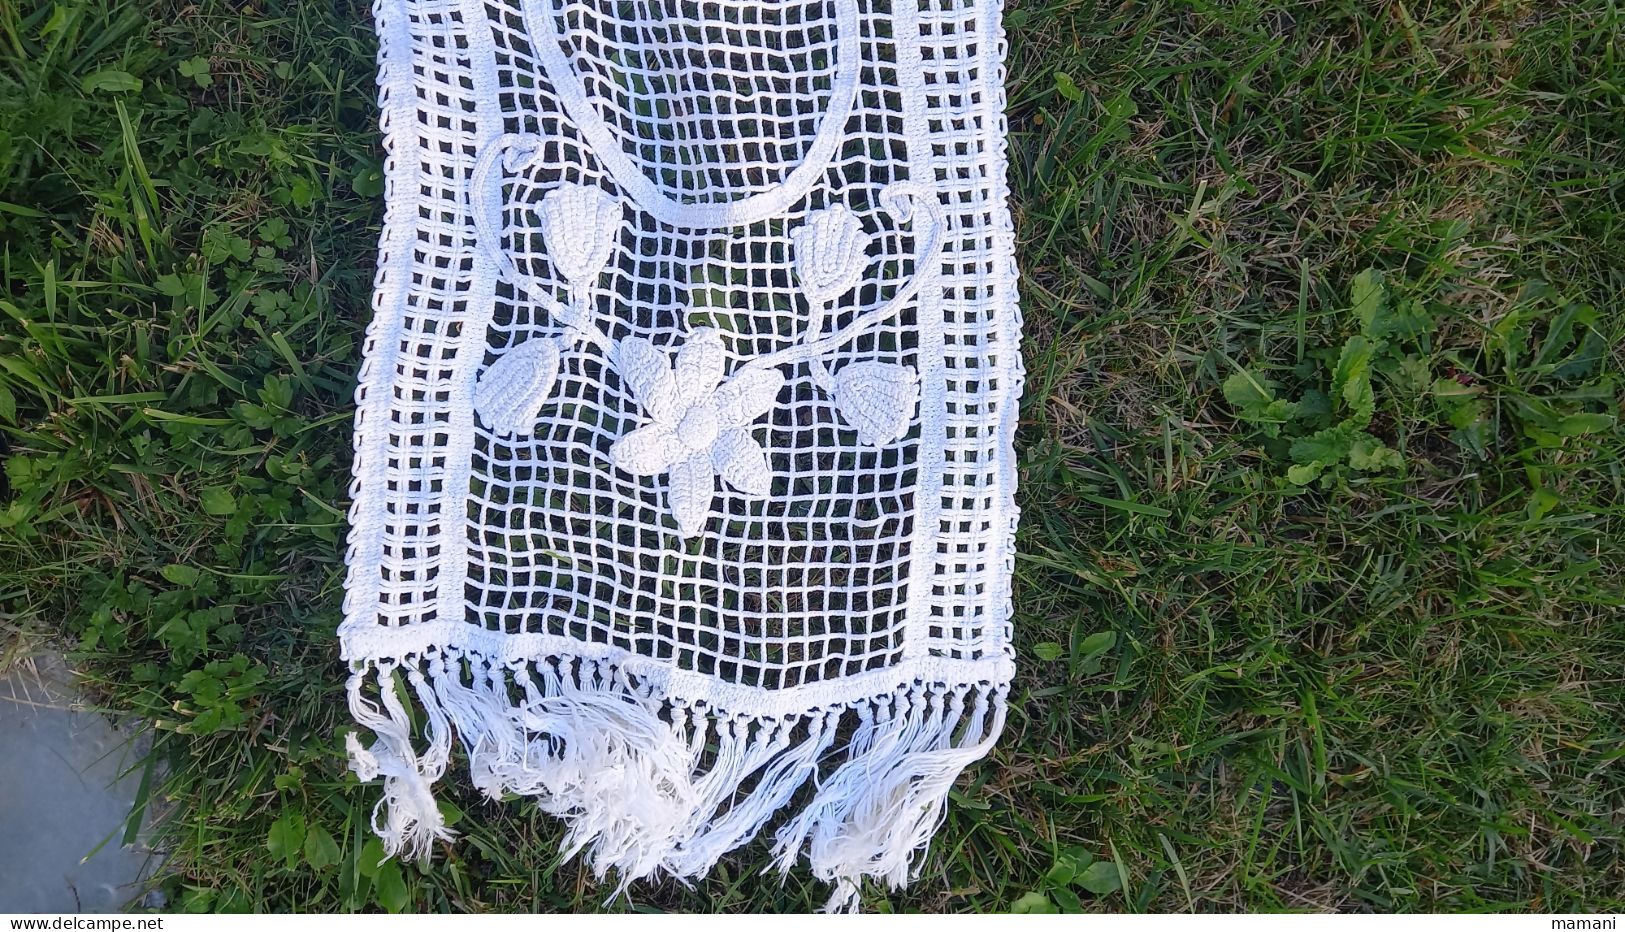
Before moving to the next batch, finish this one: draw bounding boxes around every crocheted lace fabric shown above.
[341,0,1022,907]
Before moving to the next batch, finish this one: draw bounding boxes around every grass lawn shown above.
[2,0,1622,913]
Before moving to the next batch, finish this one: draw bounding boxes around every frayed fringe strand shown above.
[772,684,1004,911]
[345,667,455,861]
[344,649,1005,909]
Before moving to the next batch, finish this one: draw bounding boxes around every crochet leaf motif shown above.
[831,361,920,446]
[473,336,562,438]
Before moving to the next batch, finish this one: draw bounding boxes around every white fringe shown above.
[344,649,1005,910]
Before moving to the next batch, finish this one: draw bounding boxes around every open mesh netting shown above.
[342,0,1021,907]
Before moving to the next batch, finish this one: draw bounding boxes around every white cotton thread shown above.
[343,0,1023,910]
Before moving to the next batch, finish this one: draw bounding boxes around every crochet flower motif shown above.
[608,328,784,538]
[790,203,872,306]
[538,183,623,292]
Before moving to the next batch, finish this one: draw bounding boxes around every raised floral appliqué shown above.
[467,176,627,439]
[608,328,784,538]
[474,336,562,438]
[538,183,622,291]
[790,203,871,307]
[470,140,943,531]
[831,360,919,446]
[789,200,925,446]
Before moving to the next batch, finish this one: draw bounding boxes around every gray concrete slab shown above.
[0,653,158,913]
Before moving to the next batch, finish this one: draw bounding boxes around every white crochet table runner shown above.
[341,0,1022,908]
